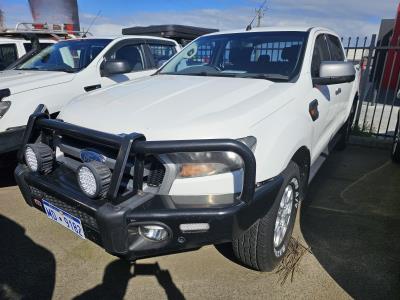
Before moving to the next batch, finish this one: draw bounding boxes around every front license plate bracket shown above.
[42,200,86,239]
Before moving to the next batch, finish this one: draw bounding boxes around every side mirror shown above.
[397,89,400,99]
[313,61,356,85]
[101,59,132,77]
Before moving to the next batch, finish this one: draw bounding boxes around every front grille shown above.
[147,161,166,187]
[30,186,99,230]
[58,138,166,188]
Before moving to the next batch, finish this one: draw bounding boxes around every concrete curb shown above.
[349,135,392,149]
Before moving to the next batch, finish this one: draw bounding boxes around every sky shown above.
[0,0,399,40]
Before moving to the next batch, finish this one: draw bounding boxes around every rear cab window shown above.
[182,40,216,68]
[148,43,177,67]
[0,44,18,70]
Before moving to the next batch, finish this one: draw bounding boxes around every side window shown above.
[148,44,177,67]
[311,35,330,77]
[109,44,144,72]
[0,44,18,70]
[326,35,345,61]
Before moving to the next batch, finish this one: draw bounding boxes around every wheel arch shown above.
[290,146,311,196]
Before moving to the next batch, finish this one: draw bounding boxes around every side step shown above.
[308,128,344,183]
[309,151,328,184]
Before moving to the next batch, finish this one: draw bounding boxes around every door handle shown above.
[84,84,102,92]
[309,99,319,121]
[335,88,342,95]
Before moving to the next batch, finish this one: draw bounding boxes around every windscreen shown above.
[160,31,308,81]
[15,39,112,73]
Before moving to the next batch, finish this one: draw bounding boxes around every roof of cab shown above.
[82,35,179,44]
[204,26,336,37]
[0,36,56,43]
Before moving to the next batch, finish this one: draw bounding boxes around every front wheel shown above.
[391,111,400,163]
[232,161,301,272]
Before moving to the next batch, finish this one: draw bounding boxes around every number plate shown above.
[42,200,85,239]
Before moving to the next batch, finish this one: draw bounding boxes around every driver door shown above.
[307,34,338,161]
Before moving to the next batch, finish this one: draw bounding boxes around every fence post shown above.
[354,34,377,127]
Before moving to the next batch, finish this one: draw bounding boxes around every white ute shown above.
[0,35,180,154]
[16,27,360,271]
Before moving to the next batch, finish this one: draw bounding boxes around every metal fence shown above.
[342,35,400,139]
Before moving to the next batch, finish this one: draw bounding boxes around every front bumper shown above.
[16,164,282,260]
[14,105,283,260]
[0,126,25,154]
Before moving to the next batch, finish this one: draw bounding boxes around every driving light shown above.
[24,143,54,174]
[179,223,210,233]
[139,225,169,241]
[77,161,111,199]
[169,136,257,178]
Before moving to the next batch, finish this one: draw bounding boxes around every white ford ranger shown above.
[15,27,360,271]
[0,35,180,154]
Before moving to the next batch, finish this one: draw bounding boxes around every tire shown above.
[232,161,301,272]
[391,111,400,164]
[336,98,357,151]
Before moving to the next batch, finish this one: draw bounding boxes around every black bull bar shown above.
[15,105,284,259]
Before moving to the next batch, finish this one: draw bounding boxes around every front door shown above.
[326,34,353,127]
[308,33,337,162]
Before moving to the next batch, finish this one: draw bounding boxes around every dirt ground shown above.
[0,145,399,299]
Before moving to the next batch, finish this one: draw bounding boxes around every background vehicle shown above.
[0,35,180,155]
[122,24,218,46]
[0,22,85,70]
[15,27,359,271]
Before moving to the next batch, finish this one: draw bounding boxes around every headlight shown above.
[24,143,54,174]
[168,136,256,178]
[0,101,11,119]
[77,161,112,199]
[0,89,11,119]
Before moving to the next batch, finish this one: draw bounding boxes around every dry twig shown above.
[275,237,312,285]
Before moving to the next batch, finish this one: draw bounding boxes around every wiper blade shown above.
[15,67,77,73]
[238,73,289,81]
[16,67,40,71]
[50,68,77,73]
[169,71,239,78]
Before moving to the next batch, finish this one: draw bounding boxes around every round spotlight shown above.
[139,225,169,241]
[77,161,111,199]
[24,143,54,174]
